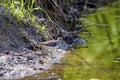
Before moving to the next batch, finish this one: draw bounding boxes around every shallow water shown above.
[18,2,120,80]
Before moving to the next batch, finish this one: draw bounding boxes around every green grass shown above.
[0,0,52,32]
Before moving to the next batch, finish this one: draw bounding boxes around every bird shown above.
[36,37,68,49]
[39,37,63,46]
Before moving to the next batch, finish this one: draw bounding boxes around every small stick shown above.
[75,53,106,72]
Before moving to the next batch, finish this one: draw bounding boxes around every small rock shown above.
[34,75,39,78]
[71,48,74,50]
[0,73,3,76]
[67,51,71,53]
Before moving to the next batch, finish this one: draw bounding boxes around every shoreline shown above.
[0,48,67,80]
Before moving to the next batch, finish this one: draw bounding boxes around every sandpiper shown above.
[37,37,68,49]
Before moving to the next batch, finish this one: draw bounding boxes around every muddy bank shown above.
[0,48,66,79]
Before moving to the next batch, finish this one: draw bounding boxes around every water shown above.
[18,2,120,80]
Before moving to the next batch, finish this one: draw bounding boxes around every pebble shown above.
[0,73,3,76]
[34,75,39,78]
[39,68,44,70]
[39,60,44,64]
[71,48,74,50]
[67,51,71,53]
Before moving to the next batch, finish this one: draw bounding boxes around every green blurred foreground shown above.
[63,1,120,80]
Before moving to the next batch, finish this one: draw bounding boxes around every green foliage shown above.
[0,0,25,20]
[0,0,69,32]
[41,24,45,33]
[0,0,51,31]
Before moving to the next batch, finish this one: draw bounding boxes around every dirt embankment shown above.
[0,7,43,53]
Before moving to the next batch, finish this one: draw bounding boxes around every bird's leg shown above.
[50,49,53,60]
